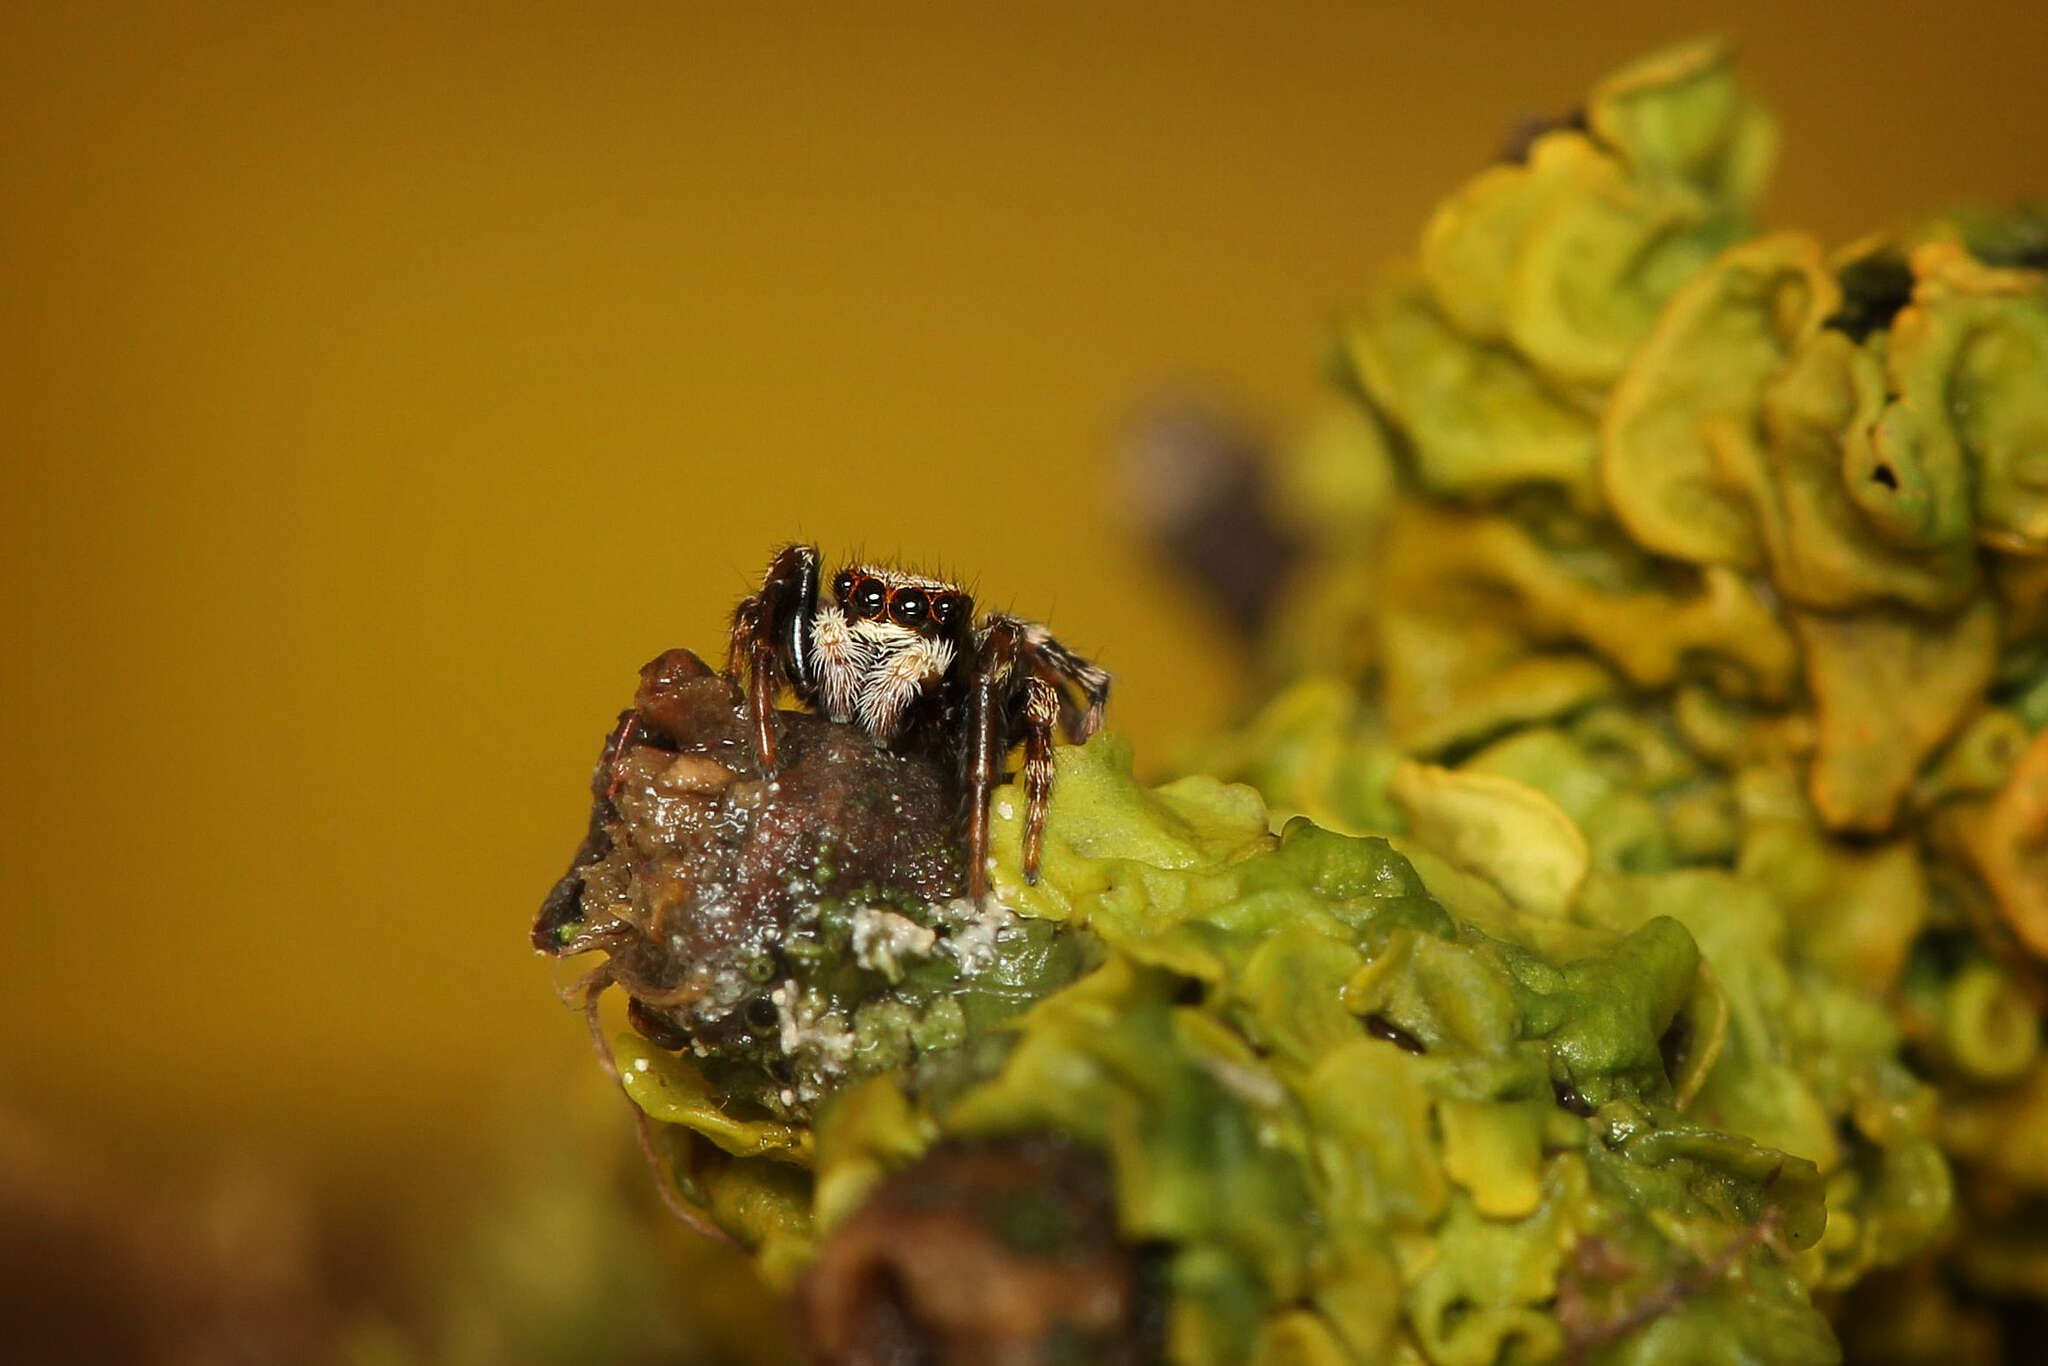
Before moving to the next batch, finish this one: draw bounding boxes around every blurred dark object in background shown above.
[0,1108,339,1366]
[0,1094,795,1366]
[1115,393,1301,639]
[801,1135,1160,1366]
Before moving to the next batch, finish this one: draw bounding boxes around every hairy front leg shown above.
[1019,675,1060,884]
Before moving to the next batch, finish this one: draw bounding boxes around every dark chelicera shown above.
[727,544,1110,898]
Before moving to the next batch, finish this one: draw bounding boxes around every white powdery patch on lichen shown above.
[770,979,857,1106]
[850,906,938,982]
[762,893,1031,1111]
[934,895,1022,977]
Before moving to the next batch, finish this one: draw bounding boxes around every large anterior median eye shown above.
[851,577,888,619]
[889,587,930,628]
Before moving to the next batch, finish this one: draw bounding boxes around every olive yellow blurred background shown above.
[3,0,2045,1343]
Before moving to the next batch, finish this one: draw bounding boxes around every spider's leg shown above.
[774,546,822,687]
[723,597,757,680]
[1023,626,1112,743]
[1018,673,1060,884]
[727,594,782,771]
[728,544,822,773]
[962,621,1021,900]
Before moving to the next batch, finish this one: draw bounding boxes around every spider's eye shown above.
[889,587,930,629]
[851,577,888,619]
[832,570,854,602]
[930,593,966,628]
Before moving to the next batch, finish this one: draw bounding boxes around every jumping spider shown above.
[727,544,1110,898]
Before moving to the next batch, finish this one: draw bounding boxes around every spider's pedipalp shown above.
[852,621,956,744]
[808,603,866,724]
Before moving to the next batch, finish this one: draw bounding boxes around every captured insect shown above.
[726,544,1110,897]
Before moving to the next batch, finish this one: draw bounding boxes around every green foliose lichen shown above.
[1228,29,2048,1363]
[595,33,2048,1365]
[626,737,1905,1363]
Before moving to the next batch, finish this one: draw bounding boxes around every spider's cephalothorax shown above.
[727,544,1110,898]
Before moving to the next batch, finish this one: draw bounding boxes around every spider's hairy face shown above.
[810,565,975,741]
